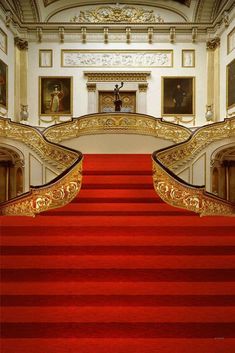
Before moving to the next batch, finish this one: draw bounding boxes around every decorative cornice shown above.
[84,72,151,83]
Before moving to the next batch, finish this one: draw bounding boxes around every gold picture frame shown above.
[226,58,235,110]
[0,28,7,54]
[162,76,195,116]
[39,76,73,116]
[182,50,195,67]
[39,49,53,67]
[227,27,235,55]
[61,50,174,68]
[0,59,8,110]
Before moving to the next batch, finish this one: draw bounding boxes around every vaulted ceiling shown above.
[1,0,233,24]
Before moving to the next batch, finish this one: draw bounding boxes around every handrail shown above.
[44,112,191,144]
[152,118,235,216]
[0,117,83,216]
[1,114,234,217]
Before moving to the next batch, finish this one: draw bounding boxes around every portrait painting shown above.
[0,28,7,54]
[0,59,8,110]
[39,77,72,115]
[182,50,195,67]
[39,50,53,67]
[162,77,195,116]
[227,59,235,110]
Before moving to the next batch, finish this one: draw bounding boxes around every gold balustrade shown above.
[44,113,191,144]
[0,117,82,216]
[152,118,235,216]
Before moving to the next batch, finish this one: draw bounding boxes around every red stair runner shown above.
[1,154,235,353]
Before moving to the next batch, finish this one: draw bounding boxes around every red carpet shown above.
[1,154,235,353]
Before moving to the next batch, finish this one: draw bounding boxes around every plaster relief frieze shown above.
[62,50,173,68]
[70,5,164,24]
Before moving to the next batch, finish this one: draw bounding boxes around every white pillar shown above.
[87,83,97,114]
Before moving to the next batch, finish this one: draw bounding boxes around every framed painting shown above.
[227,27,235,54]
[162,77,195,116]
[39,77,72,115]
[0,59,8,110]
[0,28,7,54]
[182,50,195,67]
[39,49,53,67]
[227,58,235,110]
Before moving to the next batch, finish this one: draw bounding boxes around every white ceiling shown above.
[1,0,233,24]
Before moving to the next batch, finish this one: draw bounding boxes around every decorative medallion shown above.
[70,5,164,23]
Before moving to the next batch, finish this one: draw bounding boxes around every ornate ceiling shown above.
[1,0,233,24]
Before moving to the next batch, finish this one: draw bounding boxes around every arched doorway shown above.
[211,145,235,202]
[0,145,24,202]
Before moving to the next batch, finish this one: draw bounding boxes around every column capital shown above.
[14,37,28,50]
[206,37,220,50]
[87,83,97,92]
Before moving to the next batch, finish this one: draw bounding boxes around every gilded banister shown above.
[44,113,191,144]
[153,118,235,216]
[0,117,83,216]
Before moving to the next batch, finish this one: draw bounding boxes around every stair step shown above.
[2,268,235,282]
[2,254,235,269]
[2,225,235,237]
[2,215,233,227]
[2,234,235,246]
[2,245,235,256]
[78,189,159,198]
[2,338,235,353]
[1,322,235,338]
[2,306,235,322]
[2,281,235,295]
[83,175,153,184]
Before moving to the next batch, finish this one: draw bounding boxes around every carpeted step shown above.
[1,154,235,353]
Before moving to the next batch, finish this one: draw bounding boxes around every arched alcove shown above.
[211,144,235,202]
[0,145,24,202]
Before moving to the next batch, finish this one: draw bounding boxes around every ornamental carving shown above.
[206,37,220,50]
[14,37,28,50]
[0,117,83,217]
[152,162,234,217]
[1,162,82,217]
[0,118,78,170]
[62,51,173,68]
[152,118,235,216]
[70,5,164,24]
[43,113,191,144]
[84,72,151,83]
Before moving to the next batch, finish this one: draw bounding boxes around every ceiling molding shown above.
[43,0,192,8]
[45,3,189,23]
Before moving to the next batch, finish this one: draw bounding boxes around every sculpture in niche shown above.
[114,82,124,112]
[70,4,164,23]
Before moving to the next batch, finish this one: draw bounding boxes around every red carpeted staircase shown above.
[1,154,235,353]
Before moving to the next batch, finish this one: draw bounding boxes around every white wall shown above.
[176,137,235,192]
[0,16,15,118]
[220,14,235,119]
[27,40,207,128]
[61,134,174,154]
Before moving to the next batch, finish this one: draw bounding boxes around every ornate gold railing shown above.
[44,113,191,144]
[0,117,82,216]
[153,118,235,216]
